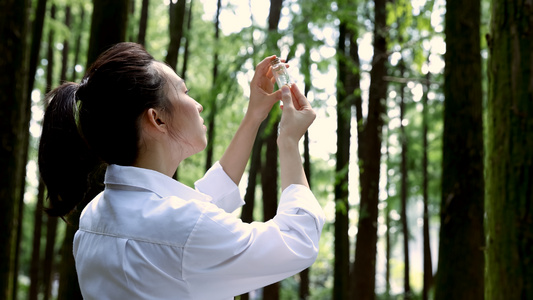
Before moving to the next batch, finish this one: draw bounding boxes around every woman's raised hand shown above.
[278,84,316,145]
[247,55,283,123]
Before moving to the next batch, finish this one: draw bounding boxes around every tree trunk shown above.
[60,5,71,83]
[384,128,391,299]
[261,117,280,299]
[0,0,30,298]
[262,0,284,297]
[165,0,186,71]
[205,0,221,171]
[434,0,484,299]
[485,0,533,298]
[333,20,351,300]
[86,0,130,66]
[180,0,193,80]
[29,180,46,300]
[42,215,58,300]
[70,5,85,82]
[398,58,411,299]
[137,0,149,46]
[422,67,433,300]
[12,0,47,298]
[352,0,387,298]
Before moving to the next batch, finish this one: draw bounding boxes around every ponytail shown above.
[38,82,102,217]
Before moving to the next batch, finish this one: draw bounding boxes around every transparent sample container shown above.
[270,57,292,89]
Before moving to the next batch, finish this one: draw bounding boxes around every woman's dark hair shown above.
[39,42,169,217]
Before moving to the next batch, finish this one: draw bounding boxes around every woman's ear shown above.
[145,108,167,132]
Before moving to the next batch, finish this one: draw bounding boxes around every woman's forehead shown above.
[155,61,185,89]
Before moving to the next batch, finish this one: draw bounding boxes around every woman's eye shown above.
[185,89,191,95]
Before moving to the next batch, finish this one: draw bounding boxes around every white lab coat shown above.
[73,162,325,299]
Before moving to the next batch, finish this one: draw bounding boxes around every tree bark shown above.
[398,58,411,299]
[180,0,193,80]
[205,0,221,171]
[333,20,351,300]
[12,0,47,298]
[422,67,433,300]
[0,0,30,298]
[434,0,484,299]
[352,0,388,298]
[29,180,46,300]
[261,115,280,300]
[262,0,284,297]
[165,0,186,71]
[137,0,149,46]
[70,5,85,82]
[87,0,130,67]
[485,0,533,298]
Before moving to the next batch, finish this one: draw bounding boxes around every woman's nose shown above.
[197,102,203,113]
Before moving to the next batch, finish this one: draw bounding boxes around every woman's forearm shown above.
[278,137,309,191]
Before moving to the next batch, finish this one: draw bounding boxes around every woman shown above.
[39,42,324,299]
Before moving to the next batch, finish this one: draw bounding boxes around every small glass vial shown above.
[270,57,292,89]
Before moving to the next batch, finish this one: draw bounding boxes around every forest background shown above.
[0,0,531,299]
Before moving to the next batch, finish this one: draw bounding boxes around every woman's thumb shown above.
[281,85,293,109]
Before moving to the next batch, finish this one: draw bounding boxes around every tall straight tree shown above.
[333,18,351,300]
[86,0,130,66]
[165,0,186,71]
[11,0,48,297]
[56,1,130,299]
[205,0,221,171]
[421,66,433,300]
[398,57,411,299]
[352,0,388,298]
[137,0,149,46]
[261,0,283,298]
[434,0,484,298]
[30,4,57,298]
[0,0,29,299]
[485,0,533,298]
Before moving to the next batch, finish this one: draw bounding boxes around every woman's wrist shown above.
[277,135,300,150]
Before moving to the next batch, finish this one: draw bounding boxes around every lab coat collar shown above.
[104,164,212,202]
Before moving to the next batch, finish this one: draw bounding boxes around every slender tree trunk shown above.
[262,0,284,297]
[12,0,47,298]
[434,0,484,298]
[86,0,130,66]
[422,68,433,300]
[384,128,391,299]
[165,0,186,71]
[205,0,221,171]
[29,180,46,300]
[60,5,71,83]
[42,215,58,300]
[180,0,193,80]
[262,118,280,300]
[485,0,533,298]
[0,0,29,298]
[333,20,351,300]
[398,58,411,300]
[70,5,85,82]
[352,0,388,298]
[137,0,149,45]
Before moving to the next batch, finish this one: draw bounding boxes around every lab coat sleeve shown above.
[194,161,244,213]
[182,184,325,299]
